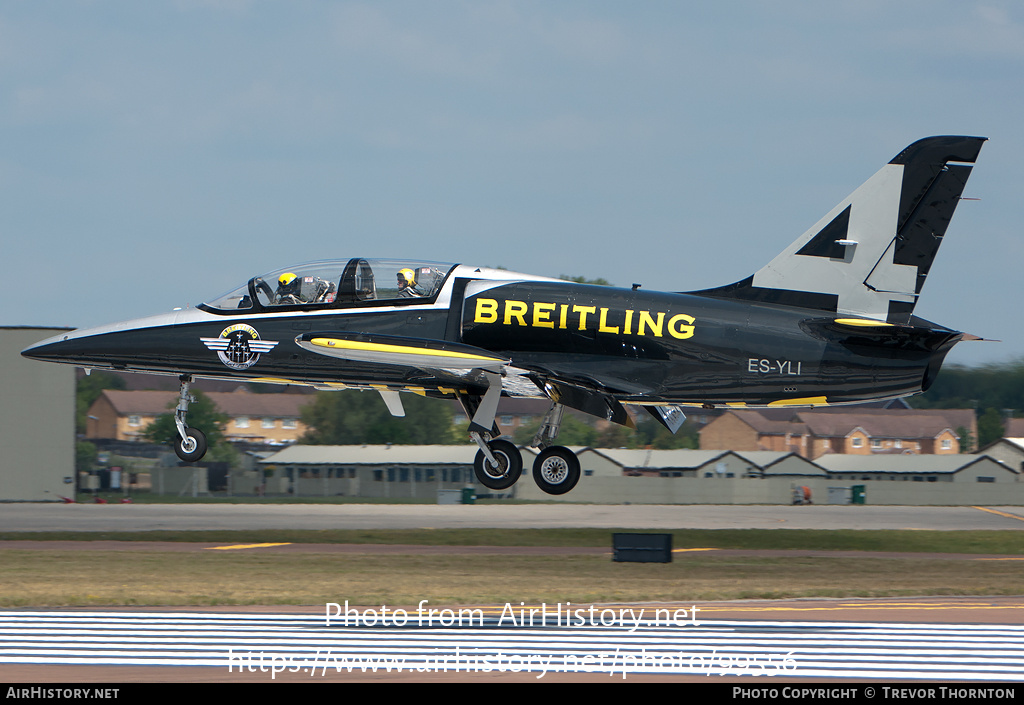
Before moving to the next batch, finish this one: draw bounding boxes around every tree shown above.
[301,390,458,445]
[76,371,126,434]
[511,413,700,450]
[914,358,1024,413]
[513,414,599,447]
[143,390,232,461]
[955,425,976,454]
[76,440,97,473]
[977,408,1006,449]
[559,275,612,286]
[631,418,701,449]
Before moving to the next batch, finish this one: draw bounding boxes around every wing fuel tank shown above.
[296,331,509,370]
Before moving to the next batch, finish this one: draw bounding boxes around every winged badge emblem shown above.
[201,324,279,370]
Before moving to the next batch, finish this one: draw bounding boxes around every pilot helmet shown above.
[279,272,298,287]
[398,268,416,286]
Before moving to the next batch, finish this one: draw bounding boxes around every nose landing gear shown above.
[172,374,208,462]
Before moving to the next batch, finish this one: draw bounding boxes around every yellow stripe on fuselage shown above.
[767,397,828,407]
[309,338,503,363]
[834,318,895,328]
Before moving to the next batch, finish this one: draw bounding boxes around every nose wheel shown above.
[175,427,208,462]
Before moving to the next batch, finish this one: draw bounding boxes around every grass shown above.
[3,528,1024,554]
[2,548,1022,607]
[1,527,1023,607]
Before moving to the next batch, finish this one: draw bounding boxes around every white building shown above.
[259,445,483,498]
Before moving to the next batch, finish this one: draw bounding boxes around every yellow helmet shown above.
[398,268,416,285]
[279,272,297,286]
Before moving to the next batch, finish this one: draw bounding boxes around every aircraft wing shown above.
[294,332,509,371]
[296,331,648,430]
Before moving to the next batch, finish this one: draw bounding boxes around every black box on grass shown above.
[612,533,672,563]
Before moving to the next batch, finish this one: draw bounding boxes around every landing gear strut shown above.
[173,374,207,462]
[465,371,523,490]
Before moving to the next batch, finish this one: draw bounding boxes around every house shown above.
[1005,419,1024,438]
[698,409,811,455]
[85,388,311,445]
[699,408,971,459]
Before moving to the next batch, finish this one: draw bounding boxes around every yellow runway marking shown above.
[973,506,1024,522]
[205,543,293,551]
[672,548,720,553]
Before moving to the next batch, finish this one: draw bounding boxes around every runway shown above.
[4,503,1024,532]
[3,600,1024,683]
[4,503,1023,683]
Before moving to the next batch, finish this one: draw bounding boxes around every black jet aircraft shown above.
[23,135,987,495]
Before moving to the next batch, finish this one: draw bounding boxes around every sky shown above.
[2,1,1022,367]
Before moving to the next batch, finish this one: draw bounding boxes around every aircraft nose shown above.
[21,332,80,363]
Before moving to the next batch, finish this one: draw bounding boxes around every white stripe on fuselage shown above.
[26,264,562,349]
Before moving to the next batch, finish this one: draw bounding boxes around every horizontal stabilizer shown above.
[295,332,508,370]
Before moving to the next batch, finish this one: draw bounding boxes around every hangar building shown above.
[1,327,75,501]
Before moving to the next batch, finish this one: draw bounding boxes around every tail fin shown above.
[696,136,986,323]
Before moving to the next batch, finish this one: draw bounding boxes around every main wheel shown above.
[532,446,581,495]
[174,427,208,462]
[473,439,522,490]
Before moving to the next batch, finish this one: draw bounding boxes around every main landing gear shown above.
[471,437,522,490]
[529,403,580,495]
[172,374,207,462]
[466,372,522,490]
[463,373,580,495]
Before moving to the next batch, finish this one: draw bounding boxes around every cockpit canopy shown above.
[202,259,455,313]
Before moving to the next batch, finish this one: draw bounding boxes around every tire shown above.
[532,446,581,495]
[174,427,208,462]
[473,439,522,490]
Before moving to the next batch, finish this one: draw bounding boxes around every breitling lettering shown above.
[201,324,280,370]
[473,298,695,340]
